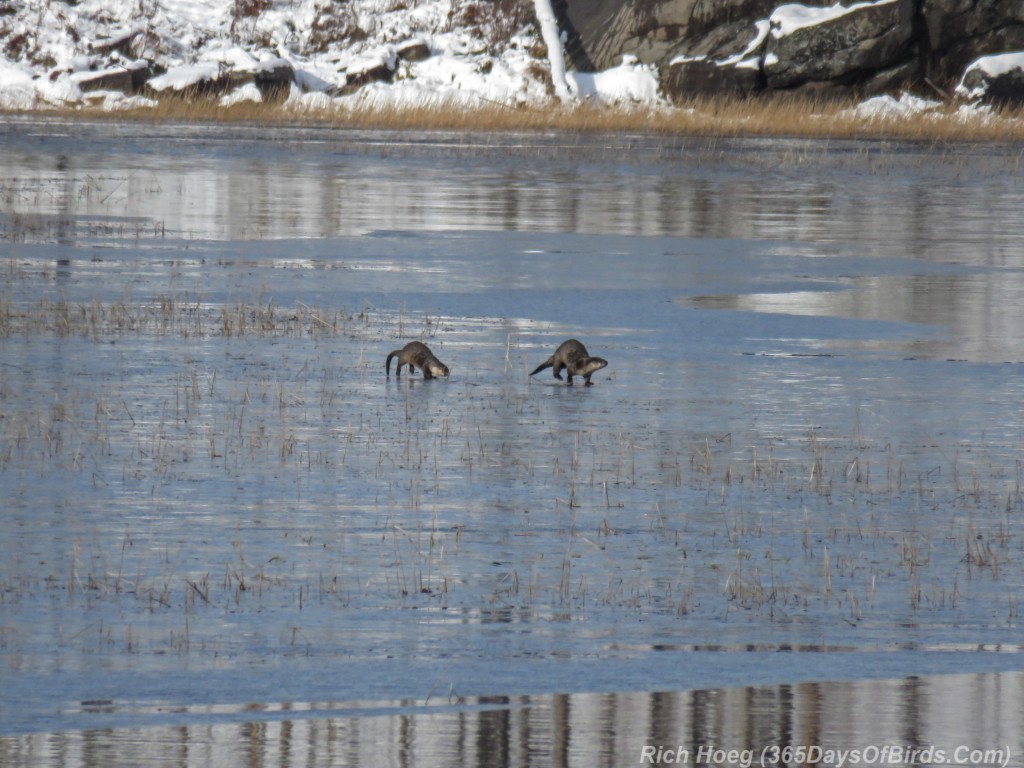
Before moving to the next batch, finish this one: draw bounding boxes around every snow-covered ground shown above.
[0,0,660,112]
[0,0,1017,120]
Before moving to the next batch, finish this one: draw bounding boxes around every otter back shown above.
[385,341,450,379]
[529,338,607,386]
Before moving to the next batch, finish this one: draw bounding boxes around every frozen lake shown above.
[2,117,1024,766]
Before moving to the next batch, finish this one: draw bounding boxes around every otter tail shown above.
[529,357,554,377]
[385,350,401,376]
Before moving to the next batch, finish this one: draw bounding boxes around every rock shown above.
[329,49,397,96]
[955,51,1024,105]
[857,59,924,97]
[90,29,141,58]
[139,58,294,103]
[662,56,765,100]
[763,0,916,90]
[397,38,431,63]
[251,58,295,103]
[331,62,394,96]
[562,0,777,71]
[660,21,769,101]
[75,68,133,94]
[73,62,157,94]
[674,18,771,60]
[921,0,1024,87]
[558,0,1022,101]
[143,62,233,100]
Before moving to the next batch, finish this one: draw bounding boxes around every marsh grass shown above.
[0,293,355,340]
[15,92,1024,142]
[3,295,1023,661]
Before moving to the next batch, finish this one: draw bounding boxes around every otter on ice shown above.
[385,341,450,379]
[529,339,607,386]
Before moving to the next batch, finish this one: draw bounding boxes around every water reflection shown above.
[2,672,1020,767]
[2,119,1023,257]
[7,118,1024,362]
[689,270,1024,363]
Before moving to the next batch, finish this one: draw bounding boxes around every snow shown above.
[969,51,1024,78]
[770,0,896,38]
[670,20,769,70]
[567,56,662,106]
[0,61,37,110]
[219,82,264,106]
[0,0,1010,118]
[955,52,1024,100]
[0,0,607,111]
[720,21,772,69]
[845,92,942,120]
[147,62,223,93]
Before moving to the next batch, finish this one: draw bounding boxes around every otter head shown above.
[426,360,450,378]
[576,356,608,376]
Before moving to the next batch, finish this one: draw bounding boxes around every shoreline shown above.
[3,94,1024,143]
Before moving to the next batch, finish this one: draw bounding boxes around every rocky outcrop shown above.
[136,58,295,104]
[328,49,398,97]
[250,59,296,103]
[763,0,916,89]
[73,62,157,95]
[563,0,779,71]
[955,52,1024,105]
[82,40,432,104]
[562,0,1024,105]
[921,0,1024,84]
[47,0,1024,108]
[661,22,769,97]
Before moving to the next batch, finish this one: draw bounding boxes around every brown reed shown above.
[8,91,1024,142]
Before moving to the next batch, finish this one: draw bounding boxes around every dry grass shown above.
[0,293,351,340]
[8,92,1024,142]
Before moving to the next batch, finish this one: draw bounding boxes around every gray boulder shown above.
[250,58,295,103]
[662,56,765,99]
[396,38,432,63]
[562,0,777,71]
[328,41,436,96]
[556,0,1023,101]
[921,0,1024,87]
[90,29,144,59]
[857,59,924,97]
[73,62,156,95]
[763,0,915,89]
[660,21,768,100]
[143,64,233,101]
[955,52,1024,105]
[330,58,396,97]
[142,58,295,103]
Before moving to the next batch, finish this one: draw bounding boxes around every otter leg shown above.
[552,361,564,381]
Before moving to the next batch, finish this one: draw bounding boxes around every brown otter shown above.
[385,341,450,379]
[529,339,607,386]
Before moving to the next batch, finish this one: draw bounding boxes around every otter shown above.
[529,339,608,386]
[385,341,450,379]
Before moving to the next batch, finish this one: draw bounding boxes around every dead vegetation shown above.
[22,91,1024,143]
